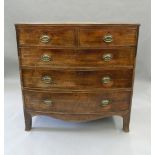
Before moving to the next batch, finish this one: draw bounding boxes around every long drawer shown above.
[24,90,131,114]
[20,47,135,68]
[22,69,133,89]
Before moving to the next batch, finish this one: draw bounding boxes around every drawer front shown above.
[17,27,75,47]
[79,28,137,47]
[24,90,131,113]
[22,69,133,89]
[20,47,135,68]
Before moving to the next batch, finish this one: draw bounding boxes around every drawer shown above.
[24,90,131,113]
[20,47,135,68]
[79,27,137,47]
[17,27,75,47]
[22,69,133,89]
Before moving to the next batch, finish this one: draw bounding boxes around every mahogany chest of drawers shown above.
[15,24,139,132]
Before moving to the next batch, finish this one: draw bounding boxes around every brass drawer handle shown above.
[42,76,52,84]
[101,99,110,106]
[103,34,113,43]
[102,76,111,84]
[41,54,51,62]
[103,53,113,62]
[43,99,53,105]
[40,35,50,43]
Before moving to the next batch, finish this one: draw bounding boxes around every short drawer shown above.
[20,47,135,68]
[79,27,137,47]
[17,27,75,47]
[22,69,133,89]
[24,90,131,113]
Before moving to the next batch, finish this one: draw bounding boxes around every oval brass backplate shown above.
[101,99,110,106]
[103,34,113,43]
[40,35,50,43]
[103,53,113,62]
[43,99,53,105]
[41,54,51,62]
[102,76,111,84]
[42,76,52,84]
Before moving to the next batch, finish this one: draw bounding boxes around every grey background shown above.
[5,1,151,155]
[5,0,150,80]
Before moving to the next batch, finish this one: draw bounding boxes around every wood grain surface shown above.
[20,47,135,68]
[22,68,133,89]
[24,90,131,113]
[15,24,140,131]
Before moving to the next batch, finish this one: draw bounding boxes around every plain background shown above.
[5,0,151,155]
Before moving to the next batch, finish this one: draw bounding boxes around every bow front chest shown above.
[15,24,139,132]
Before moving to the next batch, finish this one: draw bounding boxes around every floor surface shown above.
[4,77,150,155]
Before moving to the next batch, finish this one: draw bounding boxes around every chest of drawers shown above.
[15,24,139,132]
